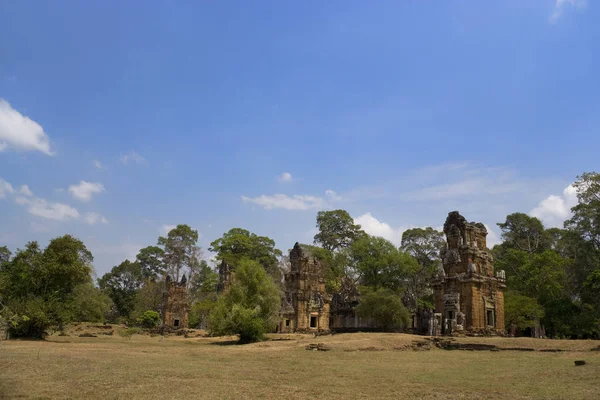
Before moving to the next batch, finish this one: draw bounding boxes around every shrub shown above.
[137,310,160,329]
[70,284,113,323]
[209,259,280,343]
[355,287,410,331]
[118,327,141,339]
[189,299,217,329]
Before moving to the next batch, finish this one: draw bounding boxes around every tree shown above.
[189,260,218,301]
[98,260,144,319]
[400,228,445,310]
[158,224,202,282]
[39,235,93,300]
[566,173,600,267]
[136,246,165,281]
[209,259,280,343]
[582,270,600,310]
[314,210,365,252]
[209,228,282,279]
[355,287,410,331]
[349,235,418,293]
[401,228,445,267]
[189,298,217,329]
[1,235,95,337]
[70,283,113,323]
[0,246,11,265]
[137,310,161,328]
[504,291,544,336]
[497,213,547,255]
[132,279,165,319]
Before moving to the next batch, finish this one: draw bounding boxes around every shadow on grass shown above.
[210,339,242,346]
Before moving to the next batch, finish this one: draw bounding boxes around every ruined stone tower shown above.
[433,211,506,334]
[216,260,233,293]
[162,275,190,329]
[279,243,331,333]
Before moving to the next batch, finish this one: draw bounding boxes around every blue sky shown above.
[1,0,598,276]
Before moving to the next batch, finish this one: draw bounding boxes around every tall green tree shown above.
[98,260,144,319]
[209,259,281,343]
[0,246,11,265]
[136,246,165,281]
[349,235,418,293]
[158,224,202,282]
[0,236,95,337]
[504,291,545,335]
[189,260,218,301]
[497,213,548,255]
[209,228,282,279]
[187,260,219,328]
[314,210,365,252]
[132,279,165,319]
[400,227,445,310]
[70,283,113,323]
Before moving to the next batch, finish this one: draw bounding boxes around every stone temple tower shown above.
[433,211,506,334]
[162,275,190,330]
[279,243,331,333]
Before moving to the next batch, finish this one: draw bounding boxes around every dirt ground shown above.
[1,326,599,399]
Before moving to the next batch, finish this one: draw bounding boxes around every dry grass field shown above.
[1,325,599,399]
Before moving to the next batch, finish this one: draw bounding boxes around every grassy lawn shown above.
[1,329,599,399]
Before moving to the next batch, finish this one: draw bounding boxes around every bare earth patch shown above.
[1,331,599,399]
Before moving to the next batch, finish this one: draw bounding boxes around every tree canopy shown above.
[209,259,280,343]
[158,224,201,282]
[209,228,282,279]
[0,235,97,337]
[314,210,366,252]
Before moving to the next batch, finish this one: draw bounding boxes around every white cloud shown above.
[84,212,109,225]
[1,177,110,224]
[120,151,146,165]
[354,212,406,245]
[277,172,293,183]
[93,160,106,169]
[325,189,342,202]
[355,212,499,249]
[483,224,501,248]
[242,189,344,211]
[550,0,587,22]
[530,184,577,228]
[16,196,80,221]
[68,181,105,202]
[242,194,326,210]
[161,224,177,235]
[0,99,54,155]
[0,178,15,198]
[19,185,33,196]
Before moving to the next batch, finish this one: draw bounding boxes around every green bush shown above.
[136,310,160,329]
[70,284,113,323]
[189,299,217,329]
[209,259,280,343]
[6,297,66,338]
[355,287,410,331]
[118,327,141,339]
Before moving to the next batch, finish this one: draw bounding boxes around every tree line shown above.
[1,172,599,342]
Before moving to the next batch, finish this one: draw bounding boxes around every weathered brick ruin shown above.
[329,277,375,331]
[162,275,190,329]
[433,211,506,335]
[217,211,506,336]
[216,260,233,293]
[279,243,331,333]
